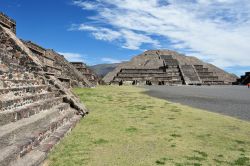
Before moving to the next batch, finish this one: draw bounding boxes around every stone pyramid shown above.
[104,50,237,85]
[0,13,88,165]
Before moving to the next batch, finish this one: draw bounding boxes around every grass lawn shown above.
[45,86,250,166]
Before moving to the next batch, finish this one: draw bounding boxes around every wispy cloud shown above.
[101,57,127,64]
[58,52,85,62]
[73,0,99,10]
[69,24,160,50]
[72,0,250,69]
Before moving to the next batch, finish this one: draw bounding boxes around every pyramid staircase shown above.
[179,65,201,85]
[194,65,224,85]
[159,55,183,85]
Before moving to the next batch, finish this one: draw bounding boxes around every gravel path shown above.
[144,85,250,121]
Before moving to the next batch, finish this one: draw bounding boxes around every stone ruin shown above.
[0,13,89,165]
[0,12,16,34]
[104,50,237,85]
[235,72,250,85]
[21,40,97,88]
[71,62,99,86]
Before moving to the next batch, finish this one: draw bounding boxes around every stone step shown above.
[10,150,46,166]
[37,114,81,153]
[0,103,70,149]
[0,92,56,111]
[156,78,182,82]
[117,73,180,77]
[179,65,201,85]
[120,69,165,73]
[162,80,183,83]
[10,114,81,166]
[165,69,179,72]
[203,81,224,85]
[0,104,76,166]
[197,72,213,75]
[0,103,69,149]
[111,79,183,85]
[120,72,167,74]
[0,78,40,84]
[155,76,181,79]
[0,146,19,166]
[0,85,48,97]
[114,76,182,81]
[0,79,45,89]
[200,77,219,81]
[196,68,209,72]
[0,97,64,126]
[15,108,74,156]
[199,75,218,78]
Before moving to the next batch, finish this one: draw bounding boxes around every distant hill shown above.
[89,63,121,78]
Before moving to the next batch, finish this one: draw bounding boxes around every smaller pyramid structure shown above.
[235,72,250,85]
[71,62,99,85]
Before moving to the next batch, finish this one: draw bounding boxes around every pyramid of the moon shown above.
[103,50,237,85]
[0,12,89,165]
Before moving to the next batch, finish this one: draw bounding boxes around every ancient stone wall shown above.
[0,12,16,34]
[47,50,93,87]
[20,40,93,88]
[0,15,88,166]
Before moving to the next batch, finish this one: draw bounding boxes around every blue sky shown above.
[1,0,250,76]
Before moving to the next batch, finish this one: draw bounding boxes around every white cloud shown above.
[72,0,99,10]
[58,52,85,62]
[59,51,123,65]
[92,28,121,41]
[70,24,159,50]
[120,29,160,50]
[72,0,250,68]
[101,57,127,64]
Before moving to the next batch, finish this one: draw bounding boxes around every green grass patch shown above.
[46,86,250,166]
[193,150,208,158]
[125,127,138,133]
[171,144,176,148]
[170,133,182,138]
[155,160,165,165]
[233,156,250,165]
[93,138,109,145]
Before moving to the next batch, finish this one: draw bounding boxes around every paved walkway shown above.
[144,85,250,121]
